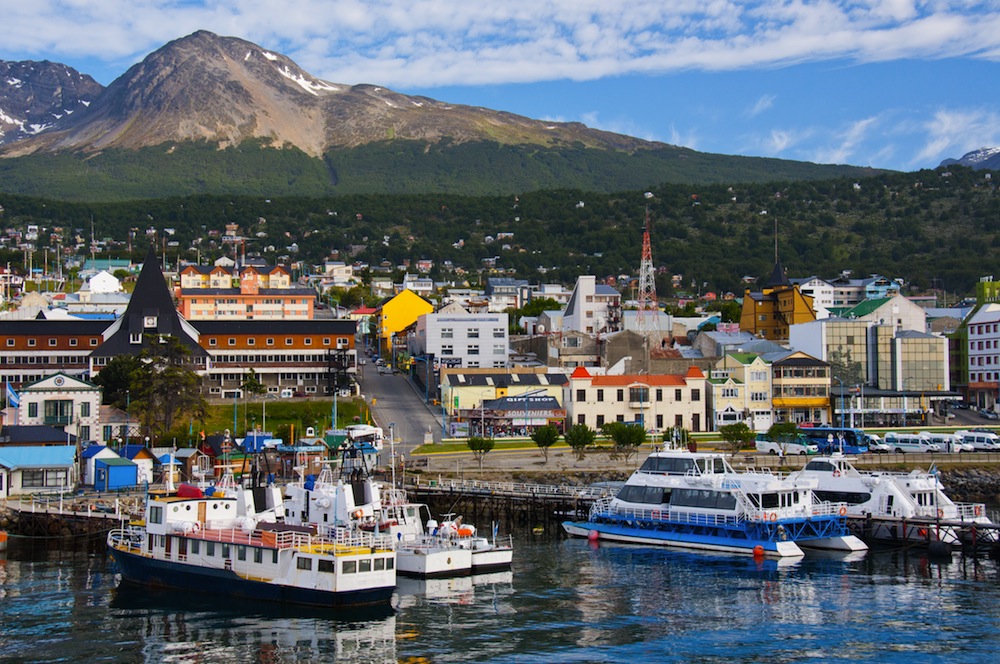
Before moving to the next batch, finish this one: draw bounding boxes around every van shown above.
[956,430,1000,452]
[884,432,941,453]
[924,432,973,453]
[280,387,295,399]
[754,433,819,456]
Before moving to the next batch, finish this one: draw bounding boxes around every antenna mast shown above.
[637,193,660,335]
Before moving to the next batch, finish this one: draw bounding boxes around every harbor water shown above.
[2,531,1000,663]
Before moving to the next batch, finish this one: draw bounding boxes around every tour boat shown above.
[283,447,476,578]
[562,446,867,558]
[108,480,396,608]
[787,455,996,546]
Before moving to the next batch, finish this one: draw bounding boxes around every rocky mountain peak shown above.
[0,60,103,145]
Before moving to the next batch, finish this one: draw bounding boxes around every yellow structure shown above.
[375,290,433,361]
[709,352,774,432]
[770,351,831,425]
[740,260,815,342]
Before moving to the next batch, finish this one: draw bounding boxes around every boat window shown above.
[222,544,230,558]
[374,557,385,571]
[149,506,163,524]
[237,546,246,561]
[804,461,836,472]
[318,559,335,574]
[616,485,668,504]
[670,488,737,510]
[639,456,697,475]
[343,560,357,574]
[191,540,200,555]
[359,559,372,573]
[254,547,262,564]
[206,542,215,557]
[297,557,313,571]
[272,550,279,564]
[814,490,871,505]
[759,493,780,509]
[386,558,394,571]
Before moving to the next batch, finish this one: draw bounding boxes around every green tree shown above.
[602,422,647,463]
[92,354,143,406]
[564,423,596,459]
[719,422,755,455]
[767,422,800,442]
[130,335,207,441]
[530,425,560,462]
[467,436,495,470]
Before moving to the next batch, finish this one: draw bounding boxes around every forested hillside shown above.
[0,166,996,297]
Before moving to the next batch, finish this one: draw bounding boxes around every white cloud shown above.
[812,116,879,165]
[911,108,1000,167]
[746,94,775,118]
[3,2,1000,87]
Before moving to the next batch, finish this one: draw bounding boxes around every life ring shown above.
[353,509,363,519]
[975,506,983,517]
[838,506,847,516]
[832,470,841,477]
[651,510,661,520]
[769,512,778,522]
[937,508,944,519]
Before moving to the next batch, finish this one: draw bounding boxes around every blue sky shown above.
[3,1,1000,171]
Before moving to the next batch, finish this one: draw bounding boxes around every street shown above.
[356,362,444,458]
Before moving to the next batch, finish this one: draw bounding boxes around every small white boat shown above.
[788,455,996,547]
[429,515,514,573]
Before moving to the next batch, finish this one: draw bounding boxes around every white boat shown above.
[283,449,474,578]
[562,445,867,558]
[107,481,396,608]
[428,514,514,573]
[788,455,996,546]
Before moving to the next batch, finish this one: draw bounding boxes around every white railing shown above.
[588,496,850,525]
[416,477,612,500]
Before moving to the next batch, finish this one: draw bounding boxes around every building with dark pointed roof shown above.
[740,259,816,342]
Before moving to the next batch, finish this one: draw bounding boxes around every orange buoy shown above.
[588,530,600,542]
[753,545,764,557]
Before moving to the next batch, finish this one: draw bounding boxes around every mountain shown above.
[0,30,659,157]
[939,147,1000,171]
[0,31,884,201]
[0,60,103,146]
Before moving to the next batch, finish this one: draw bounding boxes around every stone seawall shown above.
[940,468,1000,504]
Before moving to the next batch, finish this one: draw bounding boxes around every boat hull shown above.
[396,546,473,578]
[109,546,394,608]
[470,547,514,573]
[562,520,805,557]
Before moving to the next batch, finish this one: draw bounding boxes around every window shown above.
[617,389,624,402]
[441,328,453,338]
[5,339,12,347]
[319,559,336,573]
[441,345,453,356]
[493,329,505,338]
[237,546,247,561]
[266,338,274,346]
[675,389,682,401]
[228,338,236,346]
[597,389,604,402]
[629,387,649,403]
[656,389,663,401]
[297,557,313,571]
[129,333,141,344]
[28,339,36,347]
[596,414,605,428]
[285,338,293,346]
[468,329,480,338]
[207,542,216,556]
[149,506,163,523]
[209,338,218,347]
[722,388,738,398]
[28,403,38,418]
[578,414,586,425]
[48,339,57,347]
[576,389,586,402]
[248,338,255,346]
[80,426,90,440]
[81,402,91,417]
[343,560,357,574]
[468,345,479,355]
[69,339,77,347]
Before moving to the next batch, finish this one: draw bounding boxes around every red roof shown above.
[352,306,378,315]
[570,366,592,379]
[590,374,688,386]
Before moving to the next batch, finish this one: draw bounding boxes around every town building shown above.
[708,353,774,432]
[565,366,707,433]
[409,310,509,370]
[740,260,816,342]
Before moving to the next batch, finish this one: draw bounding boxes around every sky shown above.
[3,1,1000,171]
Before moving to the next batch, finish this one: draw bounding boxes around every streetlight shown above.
[125,389,130,445]
[833,378,845,427]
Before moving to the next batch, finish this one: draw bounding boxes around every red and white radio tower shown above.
[637,193,660,334]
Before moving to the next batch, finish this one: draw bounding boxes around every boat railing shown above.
[953,502,988,520]
[107,527,144,555]
[418,477,610,500]
[591,498,743,527]
[809,499,851,517]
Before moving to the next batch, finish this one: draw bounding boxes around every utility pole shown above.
[637,192,660,335]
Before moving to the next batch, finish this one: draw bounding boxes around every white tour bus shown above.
[884,432,941,453]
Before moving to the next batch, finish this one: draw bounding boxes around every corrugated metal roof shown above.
[0,445,76,470]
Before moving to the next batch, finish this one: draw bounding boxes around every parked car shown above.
[377,364,388,375]
[956,430,1000,452]
[863,434,890,453]
[754,434,818,456]
[884,432,941,453]
[979,408,999,420]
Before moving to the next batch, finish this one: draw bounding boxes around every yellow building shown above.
[771,350,831,425]
[709,352,774,432]
[375,290,434,362]
[740,260,816,342]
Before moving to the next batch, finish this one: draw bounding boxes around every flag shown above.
[5,382,19,409]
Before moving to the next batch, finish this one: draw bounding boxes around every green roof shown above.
[727,352,761,364]
[829,297,892,319]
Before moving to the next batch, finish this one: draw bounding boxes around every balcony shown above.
[44,415,73,426]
